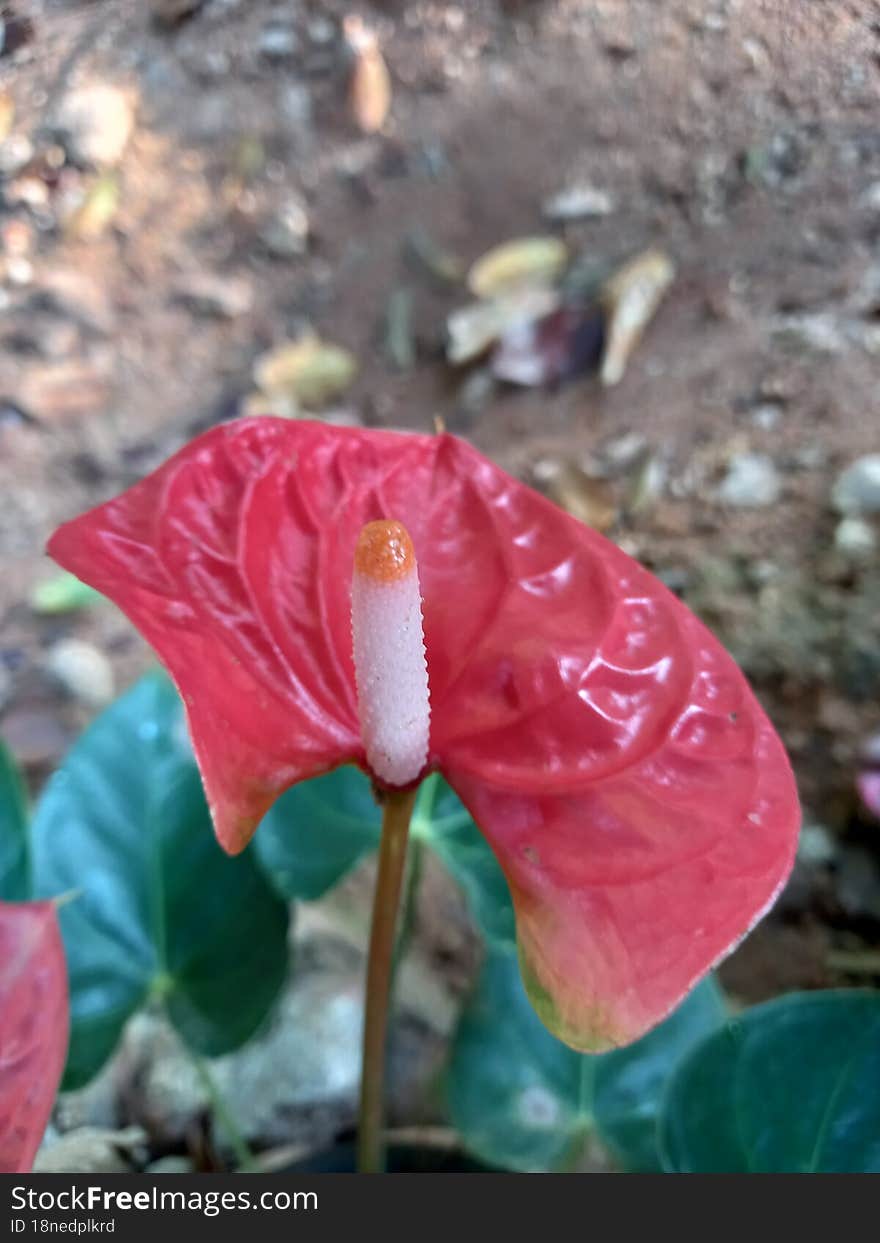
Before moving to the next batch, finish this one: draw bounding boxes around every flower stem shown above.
[187,1046,255,1171]
[357,784,418,1174]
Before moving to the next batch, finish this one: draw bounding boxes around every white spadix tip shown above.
[351,520,430,787]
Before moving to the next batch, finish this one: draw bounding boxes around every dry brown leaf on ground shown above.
[344,15,391,134]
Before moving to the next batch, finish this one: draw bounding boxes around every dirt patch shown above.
[2,0,880,1166]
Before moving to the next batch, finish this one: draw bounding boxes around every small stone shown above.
[150,0,205,27]
[771,312,848,354]
[46,639,115,709]
[717,453,781,507]
[0,707,72,768]
[749,402,783,430]
[860,182,880,211]
[17,360,112,422]
[55,83,134,168]
[175,271,253,319]
[2,216,33,257]
[456,368,495,420]
[308,17,336,46]
[542,183,615,221]
[145,1156,194,1174]
[259,22,299,60]
[797,822,836,866]
[34,1127,147,1175]
[260,198,310,258]
[4,255,32,286]
[279,83,313,130]
[834,516,876,559]
[0,133,33,176]
[837,846,880,921]
[831,455,880,515]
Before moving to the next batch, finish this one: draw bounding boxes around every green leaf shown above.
[447,942,725,1172]
[592,973,726,1171]
[659,990,880,1173]
[255,766,381,901]
[410,773,515,947]
[30,572,105,615]
[0,740,30,900]
[30,672,290,1088]
[255,767,515,944]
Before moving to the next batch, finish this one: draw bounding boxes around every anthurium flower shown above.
[0,900,69,1173]
[48,418,799,1051]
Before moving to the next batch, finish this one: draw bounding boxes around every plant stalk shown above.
[357,784,418,1173]
[187,1046,255,1171]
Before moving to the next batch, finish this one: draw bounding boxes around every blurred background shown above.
[1,0,879,1172]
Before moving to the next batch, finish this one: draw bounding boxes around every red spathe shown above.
[48,418,800,1050]
[0,901,69,1173]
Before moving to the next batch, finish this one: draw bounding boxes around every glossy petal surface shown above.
[49,418,799,1045]
[0,901,69,1173]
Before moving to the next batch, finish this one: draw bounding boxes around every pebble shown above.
[258,22,299,60]
[17,360,112,423]
[176,271,253,319]
[831,455,880,515]
[35,1127,147,1174]
[834,516,876,559]
[717,453,781,507]
[542,183,615,221]
[46,639,115,709]
[260,198,310,258]
[797,822,836,866]
[749,402,783,430]
[308,18,336,46]
[55,84,134,168]
[0,707,72,767]
[860,182,880,211]
[0,133,33,176]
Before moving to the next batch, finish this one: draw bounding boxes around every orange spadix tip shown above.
[354,520,416,583]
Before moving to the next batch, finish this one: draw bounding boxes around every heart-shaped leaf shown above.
[447,943,724,1172]
[30,672,290,1089]
[255,766,380,901]
[0,742,29,901]
[411,773,515,947]
[256,766,515,944]
[0,900,69,1173]
[659,990,880,1173]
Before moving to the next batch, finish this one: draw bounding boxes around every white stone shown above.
[834,516,876,558]
[47,639,115,708]
[56,84,134,167]
[832,455,880,515]
[717,453,781,507]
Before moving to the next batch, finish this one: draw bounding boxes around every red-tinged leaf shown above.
[48,419,800,1047]
[0,901,69,1173]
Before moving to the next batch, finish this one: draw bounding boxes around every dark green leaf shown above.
[411,774,515,947]
[255,765,380,901]
[255,767,515,944]
[30,672,290,1088]
[447,942,724,1171]
[659,990,880,1173]
[0,740,30,900]
[593,973,725,1171]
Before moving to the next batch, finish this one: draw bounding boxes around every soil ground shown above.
[2,0,879,1170]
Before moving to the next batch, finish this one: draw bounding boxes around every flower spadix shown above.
[47,418,800,1053]
[351,520,430,787]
